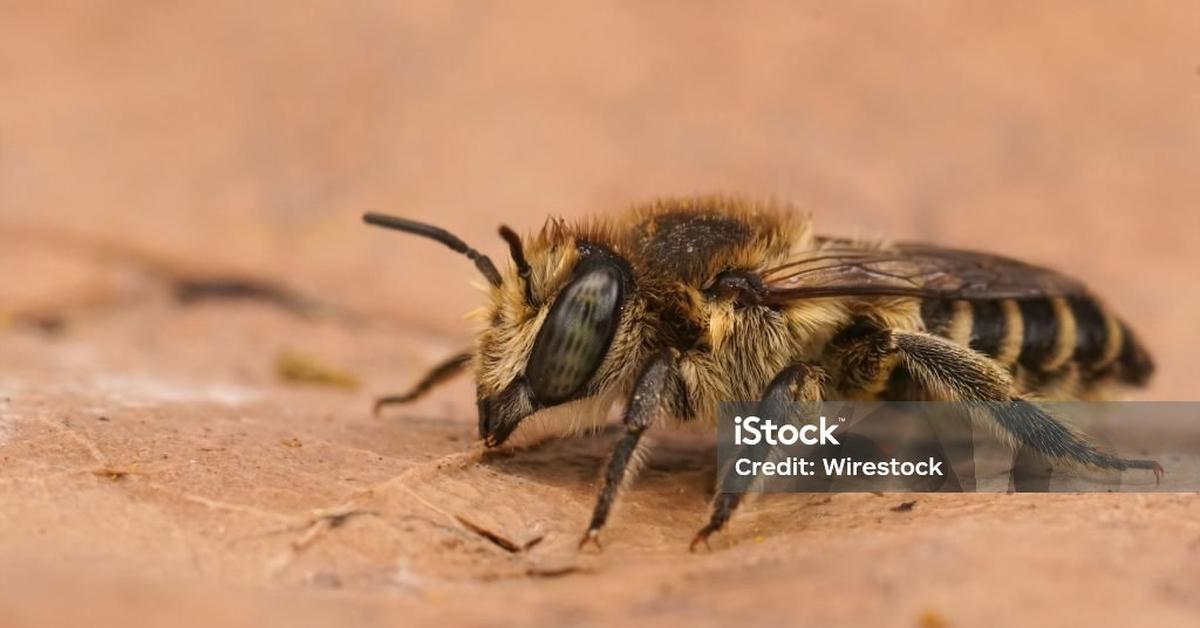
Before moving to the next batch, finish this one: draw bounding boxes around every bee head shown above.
[476,228,639,447]
[363,213,640,448]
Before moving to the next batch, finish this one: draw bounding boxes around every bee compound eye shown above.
[525,265,624,404]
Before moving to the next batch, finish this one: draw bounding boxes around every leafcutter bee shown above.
[364,197,1160,550]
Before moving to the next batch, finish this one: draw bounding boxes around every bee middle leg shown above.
[579,350,678,549]
[691,363,828,551]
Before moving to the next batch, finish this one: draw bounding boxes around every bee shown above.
[364,196,1161,550]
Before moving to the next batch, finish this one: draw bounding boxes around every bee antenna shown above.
[499,225,536,305]
[498,226,531,279]
[362,212,502,287]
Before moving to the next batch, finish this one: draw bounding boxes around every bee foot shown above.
[577,528,603,551]
[689,526,717,553]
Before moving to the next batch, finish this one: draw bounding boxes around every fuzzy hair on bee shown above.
[364,196,1160,551]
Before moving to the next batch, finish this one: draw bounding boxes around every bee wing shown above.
[761,240,1089,303]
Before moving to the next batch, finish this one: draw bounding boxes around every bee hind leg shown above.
[886,330,1162,480]
[372,352,472,416]
[579,350,678,550]
[692,363,828,551]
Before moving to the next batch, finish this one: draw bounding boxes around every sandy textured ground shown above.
[2,2,1200,627]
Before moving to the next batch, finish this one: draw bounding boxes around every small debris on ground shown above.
[916,609,948,628]
[92,467,132,481]
[455,514,544,554]
[275,351,359,390]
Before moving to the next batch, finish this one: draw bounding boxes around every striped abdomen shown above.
[919,295,1153,391]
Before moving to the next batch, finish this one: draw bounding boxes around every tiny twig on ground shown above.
[292,508,378,550]
[454,514,543,554]
[524,564,588,579]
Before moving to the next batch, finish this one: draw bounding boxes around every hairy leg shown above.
[841,329,1161,479]
[579,351,679,549]
[373,352,472,416]
[691,363,828,551]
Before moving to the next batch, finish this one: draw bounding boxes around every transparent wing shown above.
[761,239,1088,304]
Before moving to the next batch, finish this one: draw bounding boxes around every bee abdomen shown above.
[920,298,1022,366]
[1015,298,1058,368]
[967,299,1022,365]
[1113,321,1154,386]
[920,295,1152,388]
[919,298,971,345]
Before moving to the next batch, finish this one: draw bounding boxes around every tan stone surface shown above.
[2,2,1199,626]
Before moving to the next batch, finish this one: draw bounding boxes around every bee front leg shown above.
[373,352,472,416]
[691,363,828,551]
[579,350,678,550]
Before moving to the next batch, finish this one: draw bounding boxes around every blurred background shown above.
[2,3,1200,626]
[2,1,1197,400]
